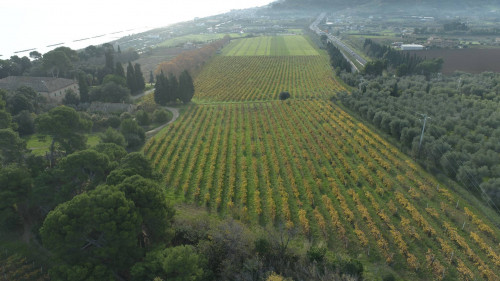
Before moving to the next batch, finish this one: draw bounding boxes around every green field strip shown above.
[221,35,318,56]
[284,35,319,56]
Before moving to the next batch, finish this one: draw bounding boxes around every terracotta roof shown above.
[0,76,76,93]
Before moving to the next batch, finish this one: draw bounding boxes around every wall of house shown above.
[40,84,80,104]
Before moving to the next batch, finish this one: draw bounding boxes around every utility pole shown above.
[418,113,430,155]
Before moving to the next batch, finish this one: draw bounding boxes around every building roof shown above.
[0,76,76,93]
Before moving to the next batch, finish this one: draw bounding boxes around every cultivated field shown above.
[222,35,319,56]
[407,48,500,74]
[145,35,500,280]
[194,56,344,102]
[145,100,500,280]
[195,36,341,102]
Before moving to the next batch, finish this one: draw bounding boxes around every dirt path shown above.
[131,89,155,100]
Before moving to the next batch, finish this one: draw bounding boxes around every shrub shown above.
[152,108,172,124]
[279,91,291,100]
[135,110,150,126]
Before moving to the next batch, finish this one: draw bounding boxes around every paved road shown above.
[310,13,367,72]
[145,105,179,138]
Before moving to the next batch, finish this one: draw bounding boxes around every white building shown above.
[400,44,424,51]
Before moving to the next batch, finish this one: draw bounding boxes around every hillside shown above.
[145,35,500,280]
[270,0,500,14]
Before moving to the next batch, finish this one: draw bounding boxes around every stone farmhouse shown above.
[0,76,79,104]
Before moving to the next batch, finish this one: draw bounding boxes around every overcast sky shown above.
[0,0,275,57]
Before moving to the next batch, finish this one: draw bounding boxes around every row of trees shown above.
[156,36,230,77]
[322,38,352,73]
[154,70,195,105]
[337,72,500,207]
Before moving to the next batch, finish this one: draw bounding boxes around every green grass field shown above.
[26,134,100,156]
[222,35,319,56]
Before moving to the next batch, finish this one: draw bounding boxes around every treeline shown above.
[1,44,146,106]
[154,70,195,105]
[362,39,443,78]
[0,44,139,82]
[337,72,500,208]
[322,37,352,73]
[156,36,230,77]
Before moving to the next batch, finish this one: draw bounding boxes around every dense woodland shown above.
[337,72,500,210]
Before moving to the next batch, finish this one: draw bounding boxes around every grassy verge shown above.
[25,134,101,156]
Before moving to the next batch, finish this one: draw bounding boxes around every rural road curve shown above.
[132,89,180,138]
[145,105,179,138]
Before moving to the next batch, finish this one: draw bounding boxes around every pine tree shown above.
[134,63,145,92]
[179,70,195,103]
[167,73,178,103]
[115,62,125,78]
[126,62,137,94]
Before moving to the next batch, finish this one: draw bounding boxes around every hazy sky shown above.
[0,0,274,57]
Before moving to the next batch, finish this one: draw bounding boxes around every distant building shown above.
[426,37,455,48]
[400,44,424,51]
[392,42,403,47]
[183,42,196,50]
[0,76,79,104]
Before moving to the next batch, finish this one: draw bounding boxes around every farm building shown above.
[400,44,424,51]
[0,76,79,104]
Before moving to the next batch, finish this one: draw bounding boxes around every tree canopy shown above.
[35,106,92,165]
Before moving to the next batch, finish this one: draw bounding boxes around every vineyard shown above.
[144,35,500,280]
[0,254,49,281]
[194,56,344,102]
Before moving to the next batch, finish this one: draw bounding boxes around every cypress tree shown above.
[154,71,168,105]
[115,62,125,78]
[104,46,115,71]
[149,71,155,84]
[126,62,137,94]
[179,70,195,103]
[154,74,163,105]
[167,73,178,102]
[78,73,89,103]
[134,63,145,92]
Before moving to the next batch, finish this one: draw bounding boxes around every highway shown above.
[310,13,367,72]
